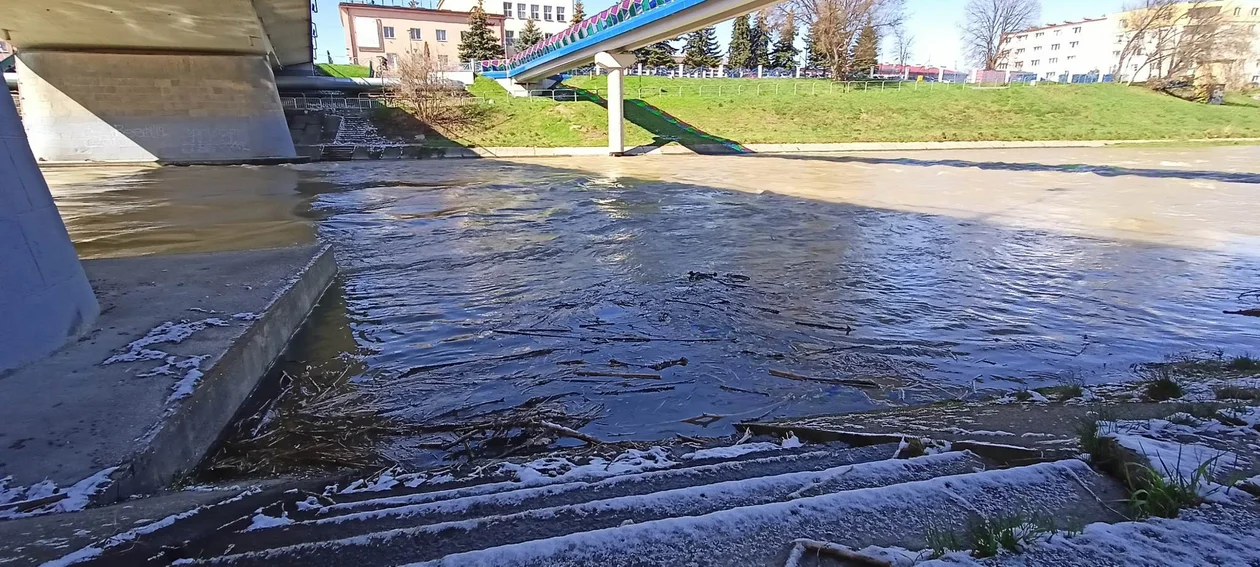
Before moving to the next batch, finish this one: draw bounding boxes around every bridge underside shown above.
[5,0,310,163]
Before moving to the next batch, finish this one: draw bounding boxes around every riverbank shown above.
[407,78,1260,149]
[0,245,335,516]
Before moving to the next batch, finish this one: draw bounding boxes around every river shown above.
[44,146,1260,470]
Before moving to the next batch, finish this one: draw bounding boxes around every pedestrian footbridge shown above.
[479,0,779,154]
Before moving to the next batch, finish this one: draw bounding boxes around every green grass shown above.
[553,77,1260,146]
[382,77,1260,148]
[317,63,371,78]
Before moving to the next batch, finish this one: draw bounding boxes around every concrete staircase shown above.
[64,441,1130,566]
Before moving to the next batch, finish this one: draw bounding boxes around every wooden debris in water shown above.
[575,370,662,379]
[768,369,881,389]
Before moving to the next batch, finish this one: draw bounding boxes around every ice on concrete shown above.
[0,467,118,520]
[102,318,228,365]
[500,447,676,484]
[245,510,294,531]
[682,442,784,461]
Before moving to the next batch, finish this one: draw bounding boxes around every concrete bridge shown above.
[482,0,780,154]
[4,0,313,163]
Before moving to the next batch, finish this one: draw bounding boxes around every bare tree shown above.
[962,0,1040,70]
[1116,0,1254,86]
[894,24,914,67]
[386,48,487,134]
[781,0,904,79]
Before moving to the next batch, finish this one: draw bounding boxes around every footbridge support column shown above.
[17,51,297,164]
[595,51,637,156]
[0,88,99,372]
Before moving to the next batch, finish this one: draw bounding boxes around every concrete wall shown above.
[18,51,296,163]
[0,90,99,372]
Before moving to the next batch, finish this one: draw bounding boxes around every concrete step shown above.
[320,145,355,160]
[352,459,1123,567]
[176,450,996,566]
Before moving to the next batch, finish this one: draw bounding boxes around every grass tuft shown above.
[1224,354,1260,372]
[1139,366,1184,401]
[1213,385,1260,401]
[1125,459,1213,519]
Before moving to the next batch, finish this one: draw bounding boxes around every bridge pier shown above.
[0,87,99,372]
[595,51,637,156]
[17,51,297,164]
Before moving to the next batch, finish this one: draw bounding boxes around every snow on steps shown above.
[391,459,1126,567]
[179,454,1123,567]
[168,444,920,561]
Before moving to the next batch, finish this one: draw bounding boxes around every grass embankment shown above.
[317,63,372,78]
[435,77,1260,148]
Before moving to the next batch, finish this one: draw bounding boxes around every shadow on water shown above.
[748,152,1260,184]
[563,86,750,154]
[47,155,1260,476]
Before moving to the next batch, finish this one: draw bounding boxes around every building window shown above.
[1067,55,1076,61]
[436,29,447,41]
[383,26,395,39]
[409,28,421,40]
[1234,7,1242,16]
[1070,41,1079,48]
[1031,59,1040,66]
[1073,26,1082,33]
[505,30,515,45]
[1054,29,1062,35]
[1049,57,1058,64]
[504,2,513,16]
[531,4,539,19]
[1045,71,1055,79]
[517,3,526,19]
[1015,48,1024,54]
[1033,46,1042,51]
[1051,44,1060,50]
[557,6,565,21]
[998,63,1008,70]
[438,55,449,66]
[544,6,553,20]
[544,33,553,39]
[1035,32,1044,37]
[1253,8,1259,16]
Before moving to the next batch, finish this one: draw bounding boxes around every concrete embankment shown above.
[0,244,336,507]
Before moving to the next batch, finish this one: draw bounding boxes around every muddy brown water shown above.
[45,147,1260,470]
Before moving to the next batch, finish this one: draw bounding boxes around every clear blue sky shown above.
[314,0,1125,67]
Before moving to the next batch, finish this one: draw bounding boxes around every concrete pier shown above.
[17,51,298,164]
[0,245,335,503]
[0,81,99,372]
[595,51,637,156]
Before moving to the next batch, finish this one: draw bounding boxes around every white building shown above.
[439,0,576,54]
[999,1,1260,85]
[1000,17,1117,81]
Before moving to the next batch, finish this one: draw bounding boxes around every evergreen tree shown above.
[570,0,585,24]
[804,23,825,68]
[634,41,676,67]
[458,0,505,61]
[515,19,544,51]
[682,27,721,68]
[727,16,754,68]
[851,23,879,77]
[751,10,771,67]
[769,12,799,69]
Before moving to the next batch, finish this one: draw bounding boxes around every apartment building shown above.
[1116,0,1260,85]
[999,1,1260,85]
[1000,17,1117,81]
[439,0,575,54]
[339,1,506,69]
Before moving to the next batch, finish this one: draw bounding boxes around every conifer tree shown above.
[751,10,771,67]
[516,18,544,51]
[727,16,754,68]
[683,27,721,67]
[851,23,879,77]
[770,12,799,69]
[634,41,676,67]
[570,0,585,24]
[458,0,505,61]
